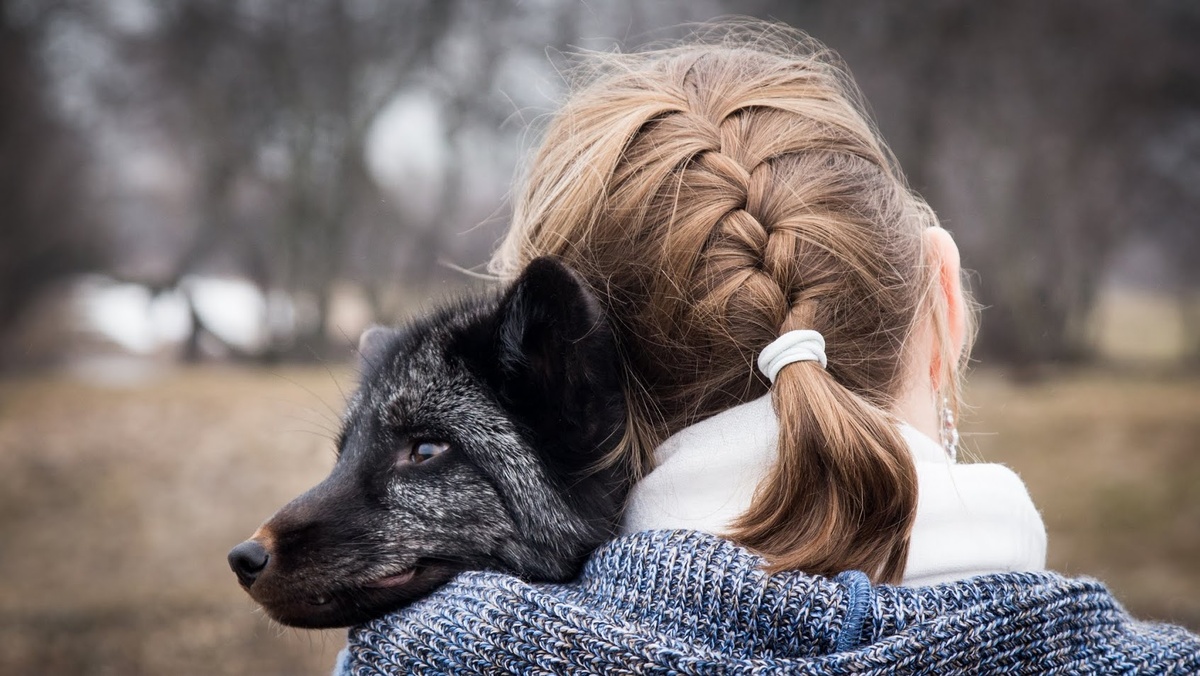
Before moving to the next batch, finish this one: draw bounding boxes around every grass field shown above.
[0,364,1197,675]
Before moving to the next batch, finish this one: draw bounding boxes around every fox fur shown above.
[228,258,630,628]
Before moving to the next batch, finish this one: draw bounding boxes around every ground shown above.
[0,365,1196,675]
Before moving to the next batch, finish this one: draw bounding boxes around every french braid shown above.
[494,27,969,583]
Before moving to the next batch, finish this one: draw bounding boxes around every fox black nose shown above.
[228,540,270,587]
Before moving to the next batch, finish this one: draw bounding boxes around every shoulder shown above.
[336,531,1200,675]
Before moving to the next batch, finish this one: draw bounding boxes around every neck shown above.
[895,372,941,444]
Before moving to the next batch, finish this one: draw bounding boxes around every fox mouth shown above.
[300,566,422,607]
[258,562,459,627]
[304,568,417,607]
[365,567,418,589]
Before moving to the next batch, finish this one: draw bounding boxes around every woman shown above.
[336,24,1200,674]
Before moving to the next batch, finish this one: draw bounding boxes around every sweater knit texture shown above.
[335,530,1200,675]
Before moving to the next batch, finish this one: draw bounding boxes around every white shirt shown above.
[620,395,1047,586]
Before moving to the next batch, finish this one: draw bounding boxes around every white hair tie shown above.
[757,329,827,383]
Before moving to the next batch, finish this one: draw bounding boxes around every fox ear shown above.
[492,257,625,455]
[357,326,395,368]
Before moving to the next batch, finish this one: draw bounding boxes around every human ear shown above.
[923,227,966,366]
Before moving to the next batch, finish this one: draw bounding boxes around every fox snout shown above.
[229,523,278,591]
[227,539,269,587]
[226,522,294,601]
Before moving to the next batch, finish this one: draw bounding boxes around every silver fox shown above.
[228,258,630,628]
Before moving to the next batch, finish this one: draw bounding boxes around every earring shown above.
[939,396,959,462]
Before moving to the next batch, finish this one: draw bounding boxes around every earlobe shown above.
[924,227,966,363]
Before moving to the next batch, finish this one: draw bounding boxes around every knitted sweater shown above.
[335,530,1200,675]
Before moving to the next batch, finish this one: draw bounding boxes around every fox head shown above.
[228,258,629,628]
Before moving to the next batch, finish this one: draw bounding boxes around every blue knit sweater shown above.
[335,530,1200,675]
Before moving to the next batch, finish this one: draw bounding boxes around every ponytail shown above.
[729,334,918,584]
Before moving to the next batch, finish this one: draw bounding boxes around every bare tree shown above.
[91,0,459,358]
[39,0,723,362]
[0,0,104,368]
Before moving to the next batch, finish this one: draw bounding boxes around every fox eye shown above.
[408,440,449,464]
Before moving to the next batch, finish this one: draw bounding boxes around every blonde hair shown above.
[492,24,973,583]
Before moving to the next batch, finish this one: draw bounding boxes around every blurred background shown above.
[1,1,1197,673]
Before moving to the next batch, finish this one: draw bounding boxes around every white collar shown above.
[620,395,1047,586]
